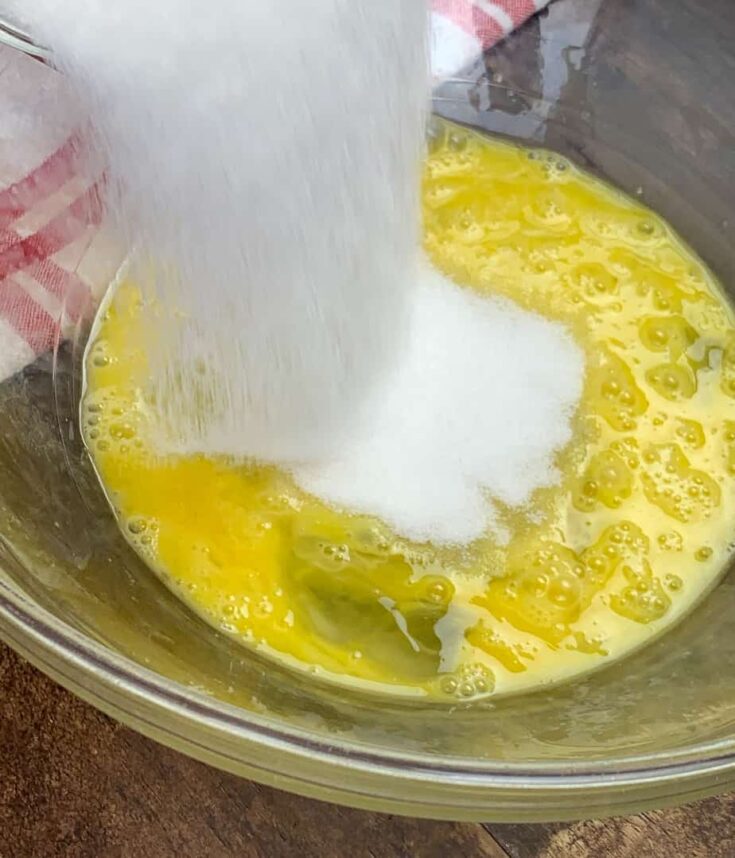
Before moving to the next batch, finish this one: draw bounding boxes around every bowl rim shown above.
[4,575,735,794]
[2,16,735,816]
[0,19,50,61]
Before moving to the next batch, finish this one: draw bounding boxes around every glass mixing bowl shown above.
[1,0,735,822]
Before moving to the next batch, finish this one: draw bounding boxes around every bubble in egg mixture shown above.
[82,122,735,700]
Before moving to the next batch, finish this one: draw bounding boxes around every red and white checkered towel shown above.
[0,0,551,380]
[431,0,550,77]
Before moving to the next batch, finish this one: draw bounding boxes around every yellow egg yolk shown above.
[82,123,735,701]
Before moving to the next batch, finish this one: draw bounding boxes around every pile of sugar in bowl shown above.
[15,0,583,545]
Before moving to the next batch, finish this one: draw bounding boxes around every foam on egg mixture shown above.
[83,124,735,700]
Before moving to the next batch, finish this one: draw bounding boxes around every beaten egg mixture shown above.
[82,123,735,700]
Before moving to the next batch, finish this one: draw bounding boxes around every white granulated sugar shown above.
[12,0,585,546]
[0,48,81,182]
[13,0,428,462]
[294,264,583,544]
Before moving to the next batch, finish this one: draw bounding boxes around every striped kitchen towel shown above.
[0,0,552,380]
[432,0,551,77]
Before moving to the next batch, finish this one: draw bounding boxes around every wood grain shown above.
[0,643,505,858]
[489,802,735,858]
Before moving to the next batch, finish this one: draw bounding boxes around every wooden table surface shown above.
[1,642,735,858]
[4,1,735,856]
